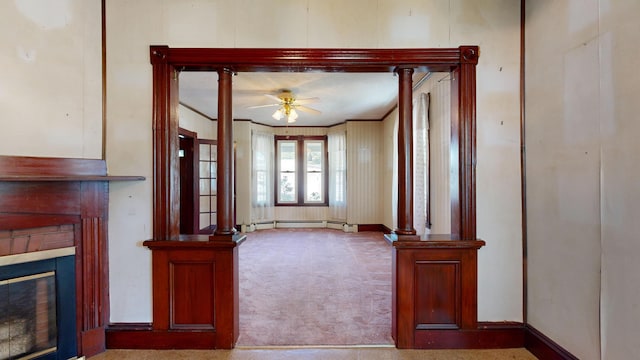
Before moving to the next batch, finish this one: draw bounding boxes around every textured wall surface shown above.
[526,1,640,358]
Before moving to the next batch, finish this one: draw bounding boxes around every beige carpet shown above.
[237,228,393,346]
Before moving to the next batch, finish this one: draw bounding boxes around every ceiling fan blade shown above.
[296,105,321,114]
[246,103,281,109]
[293,97,319,105]
[264,94,283,102]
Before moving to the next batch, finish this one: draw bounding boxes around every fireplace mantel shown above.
[0,155,143,358]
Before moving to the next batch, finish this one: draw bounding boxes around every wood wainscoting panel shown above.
[391,237,484,349]
[170,261,216,329]
[143,236,244,349]
[414,260,461,330]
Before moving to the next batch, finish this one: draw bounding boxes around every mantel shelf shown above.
[0,175,145,182]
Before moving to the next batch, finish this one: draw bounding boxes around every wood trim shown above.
[150,45,478,242]
[101,0,107,160]
[450,68,461,236]
[178,128,198,234]
[525,324,579,360]
[414,322,524,349]
[157,47,462,72]
[457,47,479,240]
[0,156,106,176]
[520,0,529,325]
[151,47,181,240]
[394,67,416,236]
[0,214,80,231]
[357,224,390,233]
[106,328,218,350]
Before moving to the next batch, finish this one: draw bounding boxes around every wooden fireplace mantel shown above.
[0,155,144,358]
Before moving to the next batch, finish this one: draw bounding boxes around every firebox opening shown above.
[1,255,76,360]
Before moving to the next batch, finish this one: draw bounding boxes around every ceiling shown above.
[179,71,427,127]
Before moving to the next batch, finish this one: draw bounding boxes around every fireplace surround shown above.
[0,156,143,358]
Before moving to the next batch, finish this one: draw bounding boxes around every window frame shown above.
[275,135,328,206]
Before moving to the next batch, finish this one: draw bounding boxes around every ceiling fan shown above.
[247,90,320,123]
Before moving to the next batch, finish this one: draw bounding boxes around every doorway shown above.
[147,46,479,349]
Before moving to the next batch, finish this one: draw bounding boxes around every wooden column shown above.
[213,68,236,237]
[395,67,417,237]
[150,46,180,240]
[451,46,478,240]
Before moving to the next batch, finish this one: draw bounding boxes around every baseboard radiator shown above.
[241,221,358,232]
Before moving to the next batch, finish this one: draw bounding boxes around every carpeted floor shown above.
[237,228,393,346]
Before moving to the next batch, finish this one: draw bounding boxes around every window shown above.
[276,136,328,206]
[198,140,217,232]
[252,131,274,222]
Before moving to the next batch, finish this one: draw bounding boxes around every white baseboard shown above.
[275,220,327,229]
[244,221,359,232]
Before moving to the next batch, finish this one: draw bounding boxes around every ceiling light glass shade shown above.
[287,109,298,123]
[272,108,283,120]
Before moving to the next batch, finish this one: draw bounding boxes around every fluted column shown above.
[395,67,417,236]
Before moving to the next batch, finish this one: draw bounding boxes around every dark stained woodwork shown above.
[456,46,479,240]
[390,236,485,349]
[214,68,236,236]
[395,67,417,236]
[0,155,106,176]
[357,224,392,233]
[105,321,526,350]
[413,322,525,349]
[143,235,245,349]
[154,47,463,73]
[149,44,479,250]
[450,68,461,237]
[149,46,480,349]
[170,262,215,329]
[0,155,143,357]
[414,260,460,329]
[179,128,199,234]
[525,324,580,360]
[151,46,181,241]
[107,330,218,350]
[520,0,529,325]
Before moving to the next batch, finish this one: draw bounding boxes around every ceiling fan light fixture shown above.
[272,108,283,120]
[287,109,298,123]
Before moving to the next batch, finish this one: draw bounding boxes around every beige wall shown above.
[1,0,523,325]
[346,121,384,225]
[0,0,102,158]
[179,104,216,140]
[525,1,640,359]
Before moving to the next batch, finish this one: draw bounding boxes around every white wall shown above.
[0,0,102,159]
[525,1,640,359]
[103,0,521,324]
